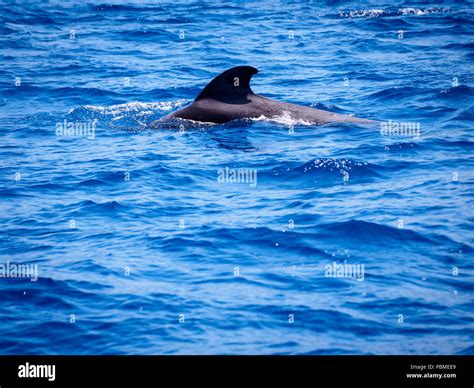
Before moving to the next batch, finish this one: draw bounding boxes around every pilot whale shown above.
[161,66,373,125]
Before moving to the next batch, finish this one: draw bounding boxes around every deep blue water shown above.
[1,1,473,355]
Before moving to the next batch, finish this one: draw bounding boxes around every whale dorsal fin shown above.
[195,66,259,104]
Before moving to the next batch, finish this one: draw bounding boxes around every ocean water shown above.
[0,0,473,355]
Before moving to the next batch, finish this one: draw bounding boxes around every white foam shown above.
[339,9,385,18]
[251,111,313,126]
[338,7,449,19]
[69,100,188,116]
[399,7,450,16]
[172,117,217,126]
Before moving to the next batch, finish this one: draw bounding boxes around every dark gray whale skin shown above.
[160,66,374,125]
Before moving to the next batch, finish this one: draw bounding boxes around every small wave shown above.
[338,9,386,19]
[27,182,65,191]
[430,139,474,150]
[437,85,474,99]
[458,344,474,355]
[299,158,371,173]
[368,86,430,101]
[442,42,474,50]
[382,142,427,152]
[294,158,380,179]
[60,259,117,278]
[69,101,184,116]
[399,7,451,16]
[0,188,33,198]
[91,4,165,12]
[337,7,450,19]
[195,226,329,258]
[63,199,128,215]
[68,101,187,129]
[112,29,178,41]
[77,178,108,187]
[261,158,382,187]
[321,219,434,246]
